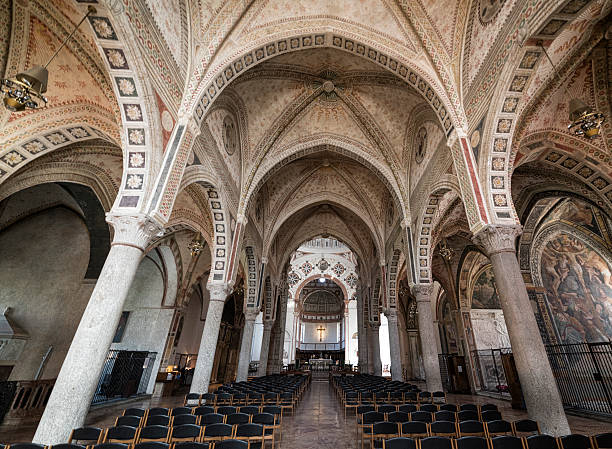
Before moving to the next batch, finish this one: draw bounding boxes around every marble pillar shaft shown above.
[474,225,570,436]
[414,285,443,392]
[34,245,142,444]
[386,312,403,381]
[236,316,256,382]
[190,285,228,394]
[257,321,273,376]
[370,324,382,376]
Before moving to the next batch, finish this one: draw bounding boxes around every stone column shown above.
[257,320,274,376]
[344,301,350,365]
[413,284,443,392]
[190,283,230,393]
[407,330,421,379]
[473,224,570,436]
[357,295,368,372]
[236,312,257,382]
[385,310,403,381]
[33,214,162,445]
[370,323,382,376]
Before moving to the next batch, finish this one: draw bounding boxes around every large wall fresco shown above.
[471,266,501,309]
[539,232,612,343]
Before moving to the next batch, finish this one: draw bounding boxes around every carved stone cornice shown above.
[107,213,164,251]
[472,224,522,257]
[411,283,434,302]
[207,283,230,301]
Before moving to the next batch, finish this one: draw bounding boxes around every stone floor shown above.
[1,379,611,446]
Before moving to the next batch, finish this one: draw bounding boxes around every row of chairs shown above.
[184,392,297,408]
[4,441,255,449]
[358,409,503,424]
[119,407,284,427]
[347,403,500,419]
[379,434,612,449]
[70,423,276,448]
[341,391,448,405]
[359,419,541,443]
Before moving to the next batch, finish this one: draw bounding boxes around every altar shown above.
[309,358,334,371]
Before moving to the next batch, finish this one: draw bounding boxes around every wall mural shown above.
[471,266,501,309]
[539,232,612,343]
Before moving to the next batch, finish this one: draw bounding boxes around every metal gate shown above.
[93,350,157,404]
[472,348,511,397]
[545,342,612,416]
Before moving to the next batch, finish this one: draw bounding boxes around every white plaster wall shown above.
[0,207,91,380]
[302,322,338,343]
[469,309,510,350]
[251,311,263,361]
[111,255,174,393]
[283,300,295,364]
[348,301,358,366]
[379,314,391,376]
[174,291,205,356]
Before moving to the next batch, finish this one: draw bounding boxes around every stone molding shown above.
[244,311,259,321]
[411,283,434,301]
[207,283,230,301]
[107,213,164,250]
[472,224,522,257]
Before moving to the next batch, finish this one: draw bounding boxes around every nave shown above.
[1,0,612,447]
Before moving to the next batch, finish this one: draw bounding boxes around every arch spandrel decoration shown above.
[245,245,258,312]
[482,5,608,223]
[188,33,457,137]
[387,249,401,310]
[371,277,381,323]
[77,1,163,212]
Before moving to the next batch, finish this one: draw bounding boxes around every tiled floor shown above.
[1,379,610,446]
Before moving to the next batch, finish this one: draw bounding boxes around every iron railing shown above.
[545,341,612,416]
[92,350,156,404]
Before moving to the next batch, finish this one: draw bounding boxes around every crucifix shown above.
[317,325,326,342]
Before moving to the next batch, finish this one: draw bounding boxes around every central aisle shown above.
[282,379,356,448]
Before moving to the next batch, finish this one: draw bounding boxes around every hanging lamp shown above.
[1,5,96,112]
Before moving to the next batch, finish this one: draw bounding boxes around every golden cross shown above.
[317,325,326,342]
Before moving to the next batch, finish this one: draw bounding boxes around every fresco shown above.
[544,198,603,238]
[540,232,612,343]
[471,266,502,309]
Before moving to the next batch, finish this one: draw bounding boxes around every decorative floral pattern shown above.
[345,273,358,288]
[44,133,68,145]
[331,262,345,276]
[123,104,143,121]
[300,262,313,275]
[89,17,117,40]
[67,127,90,139]
[2,151,24,166]
[128,128,145,145]
[116,77,137,97]
[23,139,48,154]
[129,152,145,168]
[125,174,144,189]
[104,48,128,69]
[288,271,300,286]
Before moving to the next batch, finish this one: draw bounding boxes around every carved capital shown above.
[368,321,380,330]
[411,282,434,302]
[107,213,164,250]
[263,320,274,330]
[472,224,522,257]
[385,309,398,323]
[207,283,230,301]
[244,311,259,321]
